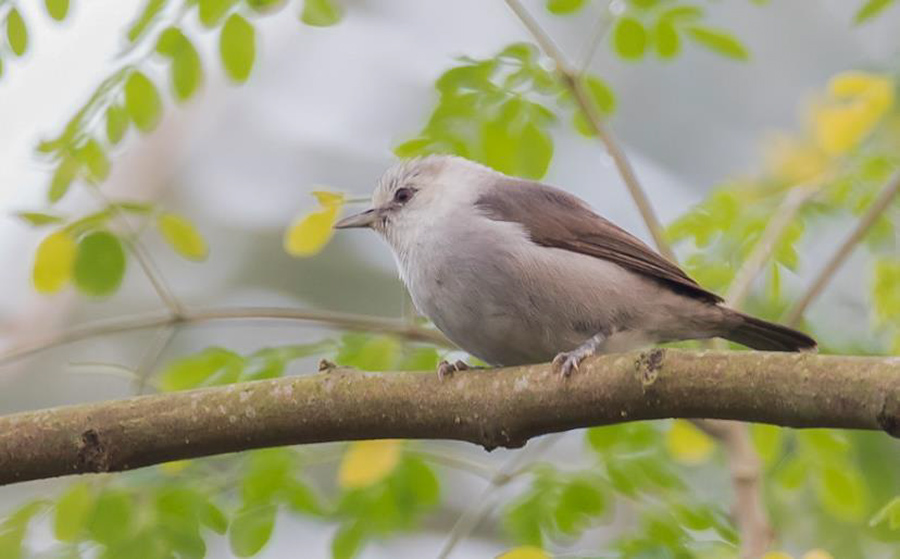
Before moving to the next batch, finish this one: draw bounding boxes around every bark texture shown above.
[2,349,899,486]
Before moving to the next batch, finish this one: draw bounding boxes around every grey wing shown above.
[475,177,723,304]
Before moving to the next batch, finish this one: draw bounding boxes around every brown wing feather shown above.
[476,178,723,304]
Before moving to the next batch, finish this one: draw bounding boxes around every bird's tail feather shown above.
[722,310,817,352]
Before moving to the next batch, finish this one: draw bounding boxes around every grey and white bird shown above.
[334,155,816,377]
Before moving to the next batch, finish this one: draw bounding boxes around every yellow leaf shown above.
[497,546,551,559]
[159,459,191,475]
[284,202,341,257]
[829,71,893,104]
[802,550,834,559]
[33,230,77,293]
[312,190,344,207]
[762,553,794,559]
[666,419,715,465]
[157,212,209,261]
[338,440,402,489]
[813,71,894,155]
[764,134,830,185]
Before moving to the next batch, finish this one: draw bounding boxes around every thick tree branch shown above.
[2,349,898,486]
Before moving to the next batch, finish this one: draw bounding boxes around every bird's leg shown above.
[436,359,470,380]
[552,333,607,378]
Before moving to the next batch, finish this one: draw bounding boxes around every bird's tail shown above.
[721,309,817,352]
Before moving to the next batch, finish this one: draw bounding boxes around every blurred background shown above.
[1,1,899,558]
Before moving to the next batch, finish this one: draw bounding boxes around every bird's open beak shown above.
[334,208,378,229]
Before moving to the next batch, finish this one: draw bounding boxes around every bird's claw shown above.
[437,359,469,380]
[552,351,583,378]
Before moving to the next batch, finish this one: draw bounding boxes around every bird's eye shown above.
[393,187,414,204]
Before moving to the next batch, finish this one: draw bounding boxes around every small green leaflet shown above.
[219,14,256,83]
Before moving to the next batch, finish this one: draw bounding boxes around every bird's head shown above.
[334,155,488,246]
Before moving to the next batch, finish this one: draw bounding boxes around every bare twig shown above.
[501,0,675,261]
[133,325,177,394]
[785,170,900,326]
[0,306,451,366]
[87,188,185,316]
[725,184,821,308]
[2,349,899,487]
[436,435,561,559]
[703,183,821,557]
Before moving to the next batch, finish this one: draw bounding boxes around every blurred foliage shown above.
[3,1,900,558]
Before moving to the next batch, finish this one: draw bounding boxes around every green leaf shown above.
[77,139,111,182]
[660,5,704,22]
[156,212,209,261]
[87,491,134,545]
[613,17,647,60]
[855,0,896,23]
[0,501,48,559]
[156,28,204,102]
[284,480,325,515]
[331,522,365,559]
[106,104,129,145]
[554,478,607,534]
[54,483,95,542]
[45,0,70,21]
[127,0,169,43]
[581,74,616,116]
[6,9,28,57]
[516,122,552,179]
[17,211,64,226]
[73,231,127,297]
[545,0,587,15]
[202,501,229,535]
[817,462,868,522]
[228,505,276,557]
[750,424,784,467]
[219,13,255,82]
[198,0,238,27]
[686,26,749,60]
[301,0,343,27]
[124,71,163,133]
[870,496,900,530]
[242,448,294,505]
[247,0,287,14]
[654,19,680,59]
[49,155,80,202]
[160,347,243,391]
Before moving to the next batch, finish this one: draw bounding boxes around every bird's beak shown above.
[334,208,378,229]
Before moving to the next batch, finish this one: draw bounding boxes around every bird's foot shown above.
[318,358,337,372]
[437,359,469,380]
[552,333,606,378]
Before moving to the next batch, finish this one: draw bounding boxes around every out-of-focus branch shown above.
[0,306,451,366]
[725,184,820,308]
[785,170,900,326]
[701,183,821,557]
[2,349,898,486]
[501,0,675,261]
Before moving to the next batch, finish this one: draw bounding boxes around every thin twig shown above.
[502,0,675,261]
[134,325,177,394]
[702,185,822,558]
[577,1,616,72]
[436,435,562,559]
[724,184,821,308]
[0,306,451,367]
[87,188,185,316]
[785,170,900,326]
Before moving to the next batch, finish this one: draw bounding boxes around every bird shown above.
[334,155,816,377]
